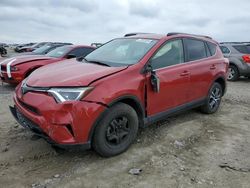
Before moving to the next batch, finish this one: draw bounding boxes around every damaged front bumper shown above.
[10,85,107,150]
[9,105,91,150]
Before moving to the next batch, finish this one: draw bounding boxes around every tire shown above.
[227,65,239,81]
[92,103,139,157]
[200,82,222,114]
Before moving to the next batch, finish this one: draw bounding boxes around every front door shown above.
[146,39,190,116]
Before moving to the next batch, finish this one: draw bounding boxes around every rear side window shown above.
[184,39,207,61]
[207,42,217,55]
[233,45,250,54]
[220,46,230,54]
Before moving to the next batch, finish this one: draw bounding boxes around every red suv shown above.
[0,45,95,84]
[10,33,228,157]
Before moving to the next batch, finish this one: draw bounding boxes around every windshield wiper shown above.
[83,58,110,67]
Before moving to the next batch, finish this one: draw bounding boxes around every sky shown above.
[0,0,250,45]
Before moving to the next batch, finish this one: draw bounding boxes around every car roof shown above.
[123,32,217,44]
[220,43,250,46]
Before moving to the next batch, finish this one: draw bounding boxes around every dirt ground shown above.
[0,53,250,187]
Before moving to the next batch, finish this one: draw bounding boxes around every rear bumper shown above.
[9,105,91,150]
[237,62,250,76]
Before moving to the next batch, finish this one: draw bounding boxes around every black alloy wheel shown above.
[200,82,222,114]
[92,103,139,157]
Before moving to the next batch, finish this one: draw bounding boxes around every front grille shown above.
[16,109,48,136]
[17,98,40,115]
[1,65,6,71]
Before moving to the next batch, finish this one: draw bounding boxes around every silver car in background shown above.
[220,42,250,81]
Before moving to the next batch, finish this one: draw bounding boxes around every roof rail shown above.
[124,32,152,37]
[220,42,250,44]
[167,32,212,39]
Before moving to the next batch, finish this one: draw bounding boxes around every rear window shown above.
[184,39,207,61]
[247,45,250,52]
[233,45,250,54]
[220,46,230,54]
[207,42,217,55]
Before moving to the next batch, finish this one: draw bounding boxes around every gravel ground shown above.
[0,52,250,188]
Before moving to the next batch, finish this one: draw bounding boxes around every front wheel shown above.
[200,82,222,114]
[92,103,139,157]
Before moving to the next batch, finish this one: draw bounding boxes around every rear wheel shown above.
[228,65,239,81]
[92,103,139,157]
[200,82,222,114]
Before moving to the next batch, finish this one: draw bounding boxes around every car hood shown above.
[26,59,128,87]
[0,55,57,66]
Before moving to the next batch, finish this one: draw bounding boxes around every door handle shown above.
[180,71,190,76]
[210,64,216,70]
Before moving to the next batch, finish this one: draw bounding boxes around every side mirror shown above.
[66,54,76,59]
[144,63,153,73]
[151,70,160,93]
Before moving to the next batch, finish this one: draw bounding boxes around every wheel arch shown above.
[25,66,42,78]
[213,76,226,96]
[88,95,145,143]
[109,95,145,126]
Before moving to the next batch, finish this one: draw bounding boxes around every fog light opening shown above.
[66,124,74,137]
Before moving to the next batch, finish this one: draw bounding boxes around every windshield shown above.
[33,45,53,54]
[31,42,45,48]
[85,38,157,66]
[233,45,250,54]
[46,45,72,58]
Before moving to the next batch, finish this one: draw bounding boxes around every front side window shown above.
[185,39,207,61]
[85,38,157,66]
[46,45,72,58]
[220,46,230,54]
[151,39,184,70]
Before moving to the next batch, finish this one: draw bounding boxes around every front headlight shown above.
[48,87,93,103]
[10,66,19,71]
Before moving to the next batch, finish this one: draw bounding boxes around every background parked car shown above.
[14,43,35,52]
[91,43,103,48]
[0,45,95,84]
[0,45,7,57]
[220,42,250,81]
[16,42,49,53]
[11,43,72,57]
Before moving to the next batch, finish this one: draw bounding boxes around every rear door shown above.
[146,39,190,116]
[183,38,217,102]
